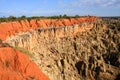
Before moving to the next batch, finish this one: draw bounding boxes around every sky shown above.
[0,0,120,17]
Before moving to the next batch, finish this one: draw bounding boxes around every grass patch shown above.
[14,46,33,58]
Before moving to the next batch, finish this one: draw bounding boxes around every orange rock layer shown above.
[0,17,97,41]
[0,47,50,80]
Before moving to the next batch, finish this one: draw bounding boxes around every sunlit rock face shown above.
[5,22,94,51]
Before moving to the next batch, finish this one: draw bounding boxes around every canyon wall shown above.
[0,17,98,80]
[5,22,94,51]
[0,17,97,41]
[2,17,98,80]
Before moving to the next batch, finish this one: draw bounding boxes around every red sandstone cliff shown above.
[0,17,97,41]
[0,46,49,80]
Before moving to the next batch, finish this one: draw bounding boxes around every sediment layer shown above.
[0,17,97,41]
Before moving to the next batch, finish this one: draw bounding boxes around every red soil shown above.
[0,47,50,80]
[0,17,97,41]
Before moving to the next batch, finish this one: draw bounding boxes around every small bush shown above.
[5,61,10,67]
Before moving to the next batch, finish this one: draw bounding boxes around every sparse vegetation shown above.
[0,14,92,23]
[5,61,10,67]
[0,39,2,44]
[14,46,32,58]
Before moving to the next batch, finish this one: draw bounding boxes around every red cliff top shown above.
[0,17,97,41]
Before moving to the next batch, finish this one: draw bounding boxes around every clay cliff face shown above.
[0,17,97,41]
[6,22,94,51]
[0,42,49,80]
